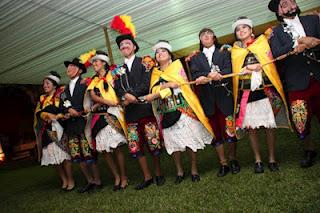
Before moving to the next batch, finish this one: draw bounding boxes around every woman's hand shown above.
[245,63,262,71]
[143,94,157,103]
[164,82,179,89]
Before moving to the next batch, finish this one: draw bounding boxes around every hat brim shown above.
[116,34,139,53]
[268,0,280,12]
[64,61,87,73]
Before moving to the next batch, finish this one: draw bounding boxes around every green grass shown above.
[1,121,320,213]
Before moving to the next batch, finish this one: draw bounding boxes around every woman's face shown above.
[235,24,252,42]
[155,48,171,65]
[92,59,105,72]
[43,79,55,94]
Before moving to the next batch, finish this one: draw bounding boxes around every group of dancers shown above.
[34,0,320,193]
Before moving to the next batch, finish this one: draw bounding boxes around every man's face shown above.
[119,39,136,58]
[278,0,298,18]
[200,31,215,48]
[66,64,81,79]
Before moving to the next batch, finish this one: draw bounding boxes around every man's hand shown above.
[298,37,320,49]
[124,93,138,104]
[294,43,307,54]
[195,76,211,85]
[68,108,81,117]
[208,72,223,81]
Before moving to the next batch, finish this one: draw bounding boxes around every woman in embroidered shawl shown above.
[231,17,291,173]
[86,51,128,191]
[34,71,74,190]
[144,41,213,183]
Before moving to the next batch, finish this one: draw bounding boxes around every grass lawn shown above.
[1,122,320,212]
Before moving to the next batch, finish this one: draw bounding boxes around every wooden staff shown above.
[102,26,114,64]
[180,50,295,86]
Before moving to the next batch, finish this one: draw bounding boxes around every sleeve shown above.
[269,27,294,58]
[151,84,172,99]
[221,51,232,74]
[114,78,126,99]
[189,57,209,80]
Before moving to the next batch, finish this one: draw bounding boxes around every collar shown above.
[124,55,135,64]
[70,76,79,85]
[283,15,300,25]
[202,45,215,54]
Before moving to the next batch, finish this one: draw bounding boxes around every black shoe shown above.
[300,150,317,168]
[77,183,95,193]
[155,175,166,186]
[113,184,121,192]
[217,165,230,177]
[134,178,154,190]
[254,162,264,173]
[174,173,185,184]
[229,160,241,174]
[191,174,200,182]
[268,162,279,172]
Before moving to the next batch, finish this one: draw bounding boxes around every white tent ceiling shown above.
[0,0,319,84]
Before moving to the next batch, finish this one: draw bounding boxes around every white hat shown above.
[45,71,60,85]
[90,54,110,64]
[232,17,253,31]
[152,41,173,52]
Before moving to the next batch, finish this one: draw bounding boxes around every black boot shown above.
[300,150,317,168]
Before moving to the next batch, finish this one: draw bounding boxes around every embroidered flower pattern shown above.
[264,87,282,116]
[291,100,308,134]
[225,115,236,137]
[127,124,140,154]
[144,122,161,152]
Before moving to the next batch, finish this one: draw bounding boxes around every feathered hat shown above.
[110,15,139,53]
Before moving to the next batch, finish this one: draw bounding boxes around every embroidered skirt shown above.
[242,97,276,129]
[162,113,212,155]
[95,125,127,152]
[41,142,70,166]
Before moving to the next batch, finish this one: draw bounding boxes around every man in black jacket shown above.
[62,58,101,192]
[114,34,165,190]
[268,0,320,168]
[189,28,239,177]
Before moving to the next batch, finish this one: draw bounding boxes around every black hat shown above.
[115,34,139,53]
[64,57,87,73]
[268,0,280,13]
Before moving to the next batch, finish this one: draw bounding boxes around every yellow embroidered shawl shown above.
[87,72,127,135]
[231,35,291,128]
[150,59,214,136]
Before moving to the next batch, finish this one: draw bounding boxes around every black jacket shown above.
[269,15,320,92]
[61,77,87,136]
[189,48,234,116]
[114,56,154,122]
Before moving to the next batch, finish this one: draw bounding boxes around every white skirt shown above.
[242,97,277,129]
[95,125,127,153]
[41,142,70,166]
[162,113,212,155]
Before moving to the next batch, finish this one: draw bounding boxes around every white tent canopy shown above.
[0,0,319,84]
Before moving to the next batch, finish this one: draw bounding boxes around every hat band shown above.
[90,54,110,64]
[232,19,253,31]
[46,75,60,84]
[152,42,173,52]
